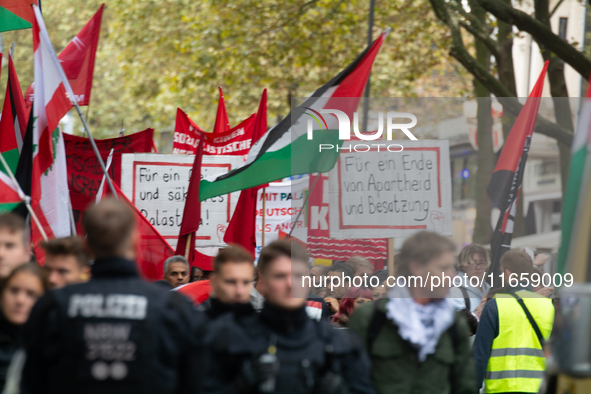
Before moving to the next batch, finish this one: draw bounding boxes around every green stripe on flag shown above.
[0,148,20,176]
[0,7,31,33]
[200,130,340,200]
[558,146,587,274]
[0,203,21,213]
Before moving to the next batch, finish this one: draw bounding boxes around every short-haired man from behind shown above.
[22,199,205,394]
[202,240,375,394]
[163,255,190,288]
[0,214,30,281]
[41,236,90,289]
[201,245,255,319]
[473,249,554,394]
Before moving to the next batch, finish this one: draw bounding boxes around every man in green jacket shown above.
[349,231,478,394]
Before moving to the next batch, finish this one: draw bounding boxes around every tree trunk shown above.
[470,0,495,244]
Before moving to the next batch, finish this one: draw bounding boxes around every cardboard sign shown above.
[329,140,452,238]
[120,153,244,248]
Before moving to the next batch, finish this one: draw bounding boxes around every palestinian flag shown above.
[558,80,591,280]
[487,61,548,284]
[0,168,25,211]
[0,53,28,174]
[200,30,388,200]
[0,0,38,33]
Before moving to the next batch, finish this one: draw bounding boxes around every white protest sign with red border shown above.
[120,153,244,248]
[329,140,452,239]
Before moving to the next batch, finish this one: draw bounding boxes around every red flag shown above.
[175,129,205,262]
[176,279,211,305]
[213,86,230,134]
[106,184,174,281]
[487,61,549,284]
[25,4,103,107]
[223,90,267,254]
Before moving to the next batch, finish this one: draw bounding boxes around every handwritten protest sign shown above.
[329,140,452,238]
[120,153,244,248]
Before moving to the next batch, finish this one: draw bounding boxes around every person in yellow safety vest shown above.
[473,250,554,394]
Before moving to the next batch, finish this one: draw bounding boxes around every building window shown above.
[559,17,568,40]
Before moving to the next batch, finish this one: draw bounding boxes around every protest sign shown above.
[120,153,244,248]
[254,176,308,258]
[329,140,452,238]
[307,173,387,261]
[64,129,154,233]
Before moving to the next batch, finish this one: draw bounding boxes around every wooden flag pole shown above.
[185,233,192,260]
[387,238,395,277]
[0,152,48,241]
[262,188,266,248]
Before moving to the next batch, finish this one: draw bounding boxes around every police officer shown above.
[202,240,375,394]
[22,199,205,394]
[199,246,256,320]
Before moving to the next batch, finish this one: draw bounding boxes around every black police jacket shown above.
[202,301,376,394]
[0,312,21,391]
[22,257,206,394]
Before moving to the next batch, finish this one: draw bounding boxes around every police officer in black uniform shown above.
[202,240,375,394]
[22,199,205,394]
[200,246,256,320]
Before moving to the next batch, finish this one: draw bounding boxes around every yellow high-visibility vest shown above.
[485,290,554,393]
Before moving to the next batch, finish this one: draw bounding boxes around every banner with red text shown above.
[173,109,255,155]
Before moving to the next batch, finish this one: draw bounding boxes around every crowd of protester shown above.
[0,199,558,393]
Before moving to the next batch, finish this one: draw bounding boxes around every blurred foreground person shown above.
[162,255,190,288]
[203,240,375,393]
[0,264,47,392]
[22,199,204,394]
[474,250,554,393]
[0,215,30,283]
[41,237,90,289]
[331,287,373,328]
[349,231,477,394]
[201,246,255,319]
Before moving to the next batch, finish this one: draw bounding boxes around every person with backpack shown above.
[473,250,554,394]
[349,231,477,394]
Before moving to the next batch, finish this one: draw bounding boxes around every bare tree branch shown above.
[476,0,591,80]
[550,0,566,17]
[429,0,573,146]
